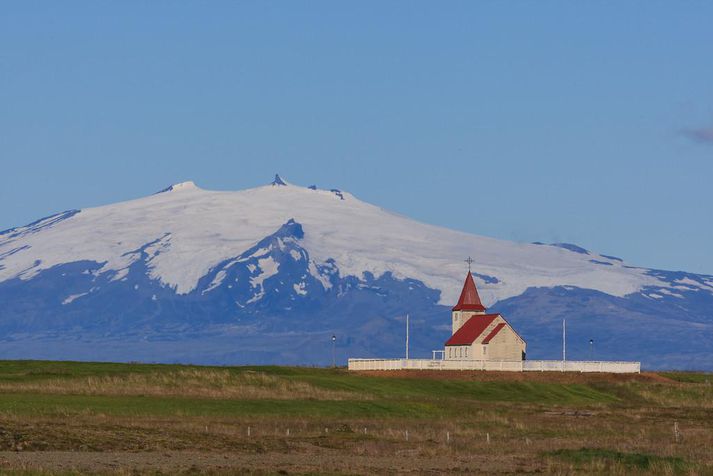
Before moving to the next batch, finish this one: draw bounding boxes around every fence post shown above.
[674,421,681,443]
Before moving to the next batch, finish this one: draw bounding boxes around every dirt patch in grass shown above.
[0,450,533,475]
[354,370,672,384]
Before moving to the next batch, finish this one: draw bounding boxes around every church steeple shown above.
[452,272,486,312]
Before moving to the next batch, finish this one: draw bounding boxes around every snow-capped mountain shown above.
[1,176,712,369]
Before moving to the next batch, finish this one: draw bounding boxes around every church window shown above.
[465,347,468,358]
[483,345,487,354]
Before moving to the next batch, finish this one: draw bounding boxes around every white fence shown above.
[523,360,640,373]
[347,358,640,373]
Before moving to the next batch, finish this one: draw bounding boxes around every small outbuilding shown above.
[444,272,526,361]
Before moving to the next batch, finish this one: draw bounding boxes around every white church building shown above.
[445,271,526,361]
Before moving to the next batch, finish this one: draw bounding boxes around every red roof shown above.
[482,323,506,344]
[452,272,486,312]
[445,314,499,346]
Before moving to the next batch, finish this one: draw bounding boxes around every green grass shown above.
[0,360,621,420]
[659,371,713,384]
[0,361,705,420]
[294,373,619,405]
[234,364,620,405]
[0,392,444,418]
[547,448,689,472]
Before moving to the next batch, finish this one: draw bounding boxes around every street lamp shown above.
[589,339,594,361]
[331,334,336,368]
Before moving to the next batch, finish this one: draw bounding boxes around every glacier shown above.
[0,176,712,369]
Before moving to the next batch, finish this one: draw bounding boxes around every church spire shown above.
[452,271,486,312]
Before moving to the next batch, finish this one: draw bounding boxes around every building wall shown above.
[451,310,485,334]
[486,326,526,361]
[446,345,470,360]
[446,314,526,361]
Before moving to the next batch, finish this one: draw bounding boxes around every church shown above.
[349,265,640,372]
[444,271,526,361]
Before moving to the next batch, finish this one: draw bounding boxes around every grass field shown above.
[0,361,710,474]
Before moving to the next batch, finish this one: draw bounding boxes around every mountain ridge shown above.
[1,177,711,369]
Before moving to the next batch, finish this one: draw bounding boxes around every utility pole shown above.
[405,314,410,360]
[562,319,567,364]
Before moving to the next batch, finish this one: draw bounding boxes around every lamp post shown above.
[405,314,409,360]
[589,339,594,361]
[331,334,336,368]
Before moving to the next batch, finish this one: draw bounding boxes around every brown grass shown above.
[1,400,711,474]
[0,369,363,400]
[0,365,710,474]
[628,382,713,409]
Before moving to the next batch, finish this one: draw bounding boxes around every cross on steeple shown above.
[464,256,474,272]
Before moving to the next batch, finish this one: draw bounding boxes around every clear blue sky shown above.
[2,2,712,274]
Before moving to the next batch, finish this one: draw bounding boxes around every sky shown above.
[1,2,712,274]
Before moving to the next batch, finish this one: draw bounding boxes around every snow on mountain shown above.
[1,176,712,369]
[0,179,668,304]
[155,180,200,194]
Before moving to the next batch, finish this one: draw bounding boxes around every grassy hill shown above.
[0,360,710,474]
